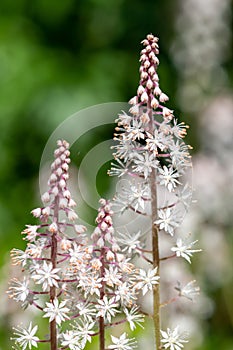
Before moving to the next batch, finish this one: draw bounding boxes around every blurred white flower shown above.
[8,277,30,303]
[61,330,80,350]
[161,326,188,350]
[171,238,202,263]
[175,280,200,301]
[155,208,179,235]
[124,305,145,330]
[12,323,39,350]
[108,333,137,350]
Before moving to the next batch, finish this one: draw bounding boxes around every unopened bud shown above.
[67,210,78,221]
[148,66,155,75]
[42,206,50,216]
[151,97,159,109]
[129,96,138,105]
[159,93,169,103]
[31,208,41,218]
[144,60,150,68]
[163,107,173,117]
[64,190,71,199]
[154,86,161,96]
[41,192,50,203]
[137,85,145,95]
[75,225,87,234]
[49,222,58,233]
[146,79,153,89]
[141,91,149,103]
[141,71,148,80]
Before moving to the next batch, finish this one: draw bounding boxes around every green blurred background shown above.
[0,0,232,348]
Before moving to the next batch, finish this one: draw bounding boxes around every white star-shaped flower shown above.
[161,326,188,350]
[43,298,70,325]
[124,305,145,330]
[135,268,160,295]
[175,280,200,301]
[8,277,30,303]
[96,296,120,323]
[171,238,202,263]
[158,166,181,192]
[12,323,39,350]
[32,261,60,291]
[155,208,179,235]
[108,333,137,350]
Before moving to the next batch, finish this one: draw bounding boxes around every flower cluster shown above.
[8,140,159,350]
[110,34,192,235]
[8,34,201,350]
[109,34,201,349]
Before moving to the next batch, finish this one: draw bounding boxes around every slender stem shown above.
[160,296,179,308]
[50,196,59,350]
[148,103,161,350]
[160,253,176,261]
[99,247,105,350]
[129,205,149,216]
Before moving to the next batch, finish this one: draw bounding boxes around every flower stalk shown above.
[50,196,59,350]
[110,33,201,349]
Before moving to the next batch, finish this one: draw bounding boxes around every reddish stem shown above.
[99,246,106,350]
[50,195,59,350]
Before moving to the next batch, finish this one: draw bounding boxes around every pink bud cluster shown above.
[129,34,172,120]
[92,199,119,251]
[32,139,77,225]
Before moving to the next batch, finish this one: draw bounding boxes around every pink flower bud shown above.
[49,174,57,183]
[67,210,78,221]
[154,86,161,96]
[163,107,173,117]
[61,239,72,250]
[141,71,148,80]
[129,105,139,115]
[148,66,155,75]
[151,98,159,109]
[41,192,50,203]
[141,91,149,103]
[106,250,115,261]
[159,93,169,103]
[59,179,66,188]
[31,208,41,218]
[42,207,50,216]
[137,85,145,95]
[146,79,154,89]
[74,225,87,234]
[56,168,63,177]
[97,237,104,248]
[52,186,59,196]
[100,221,108,232]
[68,199,76,207]
[64,190,71,199]
[129,96,138,105]
[144,60,150,68]
[49,222,58,233]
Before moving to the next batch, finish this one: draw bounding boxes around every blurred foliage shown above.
[0,0,232,348]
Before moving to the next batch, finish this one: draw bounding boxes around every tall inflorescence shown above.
[110,34,201,349]
[8,140,90,350]
[89,198,158,350]
[8,140,157,350]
